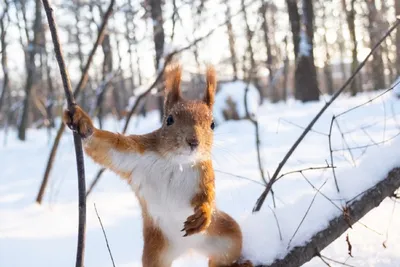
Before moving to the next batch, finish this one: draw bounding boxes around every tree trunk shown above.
[97,32,113,129]
[0,0,9,115]
[320,0,334,95]
[224,0,238,80]
[241,0,262,102]
[125,0,136,90]
[342,0,360,95]
[18,0,42,140]
[74,0,89,111]
[293,0,319,102]
[282,37,289,101]
[260,1,277,102]
[286,0,301,60]
[149,0,165,120]
[395,0,400,76]
[366,0,386,90]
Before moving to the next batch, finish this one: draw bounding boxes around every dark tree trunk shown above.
[18,0,43,140]
[149,0,165,120]
[293,0,319,102]
[342,0,360,95]
[286,0,301,60]
[366,0,386,90]
[224,0,238,80]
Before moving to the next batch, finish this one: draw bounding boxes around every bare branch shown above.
[257,168,400,267]
[41,0,89,265]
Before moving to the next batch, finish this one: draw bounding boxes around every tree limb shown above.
[258,168,400,267]
[41,0,89,266]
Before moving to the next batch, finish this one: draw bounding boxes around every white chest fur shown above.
[110,150,200,242]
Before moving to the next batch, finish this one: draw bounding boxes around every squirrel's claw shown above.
[182,204,211,237]
[63,106,94,139]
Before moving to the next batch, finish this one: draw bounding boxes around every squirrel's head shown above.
[158,65,216,164]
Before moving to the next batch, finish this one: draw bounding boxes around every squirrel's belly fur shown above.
[109,150,226,256]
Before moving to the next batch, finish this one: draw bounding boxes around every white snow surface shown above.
[1,90,400,267]
[214,80,260,124]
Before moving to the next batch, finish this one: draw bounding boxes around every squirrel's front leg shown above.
[63,105,150,178]
[182,161,215,237]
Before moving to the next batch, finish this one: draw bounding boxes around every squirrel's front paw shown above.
[182,203,212,237]
[63,105,94,138]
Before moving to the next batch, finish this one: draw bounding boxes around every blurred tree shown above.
[318,0,334,95]
[289,0,319,102]
[0,0,9,115]
[366,0,386,90]
[148,0,165,119]
[259,0,277,101]
[18,0,45,140]
[241,0,262,102]
[224,0,238,80]
[341,0,360,96]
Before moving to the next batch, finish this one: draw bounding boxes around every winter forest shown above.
[1,0,400,266]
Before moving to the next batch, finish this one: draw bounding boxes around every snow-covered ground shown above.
[1,88,400,267]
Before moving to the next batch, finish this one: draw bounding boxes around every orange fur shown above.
[63,65,251,267]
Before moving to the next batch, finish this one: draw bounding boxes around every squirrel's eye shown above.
[210,121,215,130]
[166,115,174,126]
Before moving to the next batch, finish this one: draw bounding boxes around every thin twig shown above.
[253,19,400,212]
[278,118,328,136]
[94,204,116,267]
[332,132,400,152]
[336,80,400,118]
[267,205,283,241]
[320,255,356,267]
[41,1,87,266]
[215,170,265,186]
[334,119,356,167]
[287,178,328,249]
[275,164,336,182]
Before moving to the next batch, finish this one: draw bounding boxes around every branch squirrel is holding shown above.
[64,65,252,267]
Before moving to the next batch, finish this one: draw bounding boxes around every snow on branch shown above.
[258,168,400,267]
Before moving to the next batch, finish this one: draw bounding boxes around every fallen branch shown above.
[36,0,115,204]
[41,0,88,266]
[253,18,400,212]
[258,168,400,267]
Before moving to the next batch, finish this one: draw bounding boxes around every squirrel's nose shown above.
[186,137,199,150]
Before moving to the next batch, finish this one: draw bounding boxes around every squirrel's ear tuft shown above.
[164,64,182,111]
[203,65,216,109]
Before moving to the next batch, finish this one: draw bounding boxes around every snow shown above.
[214,80,260,124]
[1,90,400,267]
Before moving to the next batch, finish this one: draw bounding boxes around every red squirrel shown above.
[64,65,252,267]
